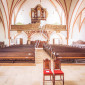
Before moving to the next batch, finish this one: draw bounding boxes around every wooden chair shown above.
[53,59,64,85]
[43,58,53,85]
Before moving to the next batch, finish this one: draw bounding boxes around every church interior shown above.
[0,0,85,85]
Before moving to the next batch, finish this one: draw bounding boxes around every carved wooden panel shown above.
[45,24,66,31]
[11,23,40,31]
[11,24,66,32]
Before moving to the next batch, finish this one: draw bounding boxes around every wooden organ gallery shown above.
[0,0,85,85]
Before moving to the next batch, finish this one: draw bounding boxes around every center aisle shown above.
[35,49,53,64]
[35,49,53,85]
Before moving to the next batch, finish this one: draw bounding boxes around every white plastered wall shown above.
[15,0,62,25]
[68,0,85,45]
[0,22,5,41]
[0,1,9,46]
[79,19,85,41]
[49,31,66,44]
[10,31,28,45]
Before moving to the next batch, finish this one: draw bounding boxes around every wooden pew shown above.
[0,52,35,63]
[43,44,85,63]
[0,45,35,63]
[55,53,85,63]
[50,44,85,58]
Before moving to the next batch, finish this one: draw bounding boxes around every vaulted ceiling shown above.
[0,0,82,26]
[0,0,79,25]
[0,0,85,43]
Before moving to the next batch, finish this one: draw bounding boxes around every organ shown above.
[31,4,47,23]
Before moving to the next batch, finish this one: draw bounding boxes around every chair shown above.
[43,58,53,85]
[53,59,64,85]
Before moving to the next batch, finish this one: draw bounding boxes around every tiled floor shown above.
[0,49,85,85]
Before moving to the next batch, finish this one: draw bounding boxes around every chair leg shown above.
[53,75,54,85]
[43,75,44,85]
[54,75,55,85]
[63,74,64,85]
[43,75,55,85]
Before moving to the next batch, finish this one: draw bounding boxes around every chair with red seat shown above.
[53,59,64,85]
[43,58,53,85]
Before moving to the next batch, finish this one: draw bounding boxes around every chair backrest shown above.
[54,59,61,70]
[43,58,51,70]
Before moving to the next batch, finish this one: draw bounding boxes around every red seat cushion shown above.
[44,70,53,75]
[54,70,64,74]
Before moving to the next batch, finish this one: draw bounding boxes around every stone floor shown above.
[0,49,85,85]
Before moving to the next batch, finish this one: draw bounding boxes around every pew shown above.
[55,53,85,63]
[43,44,85,63]
[0,45,35,63]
